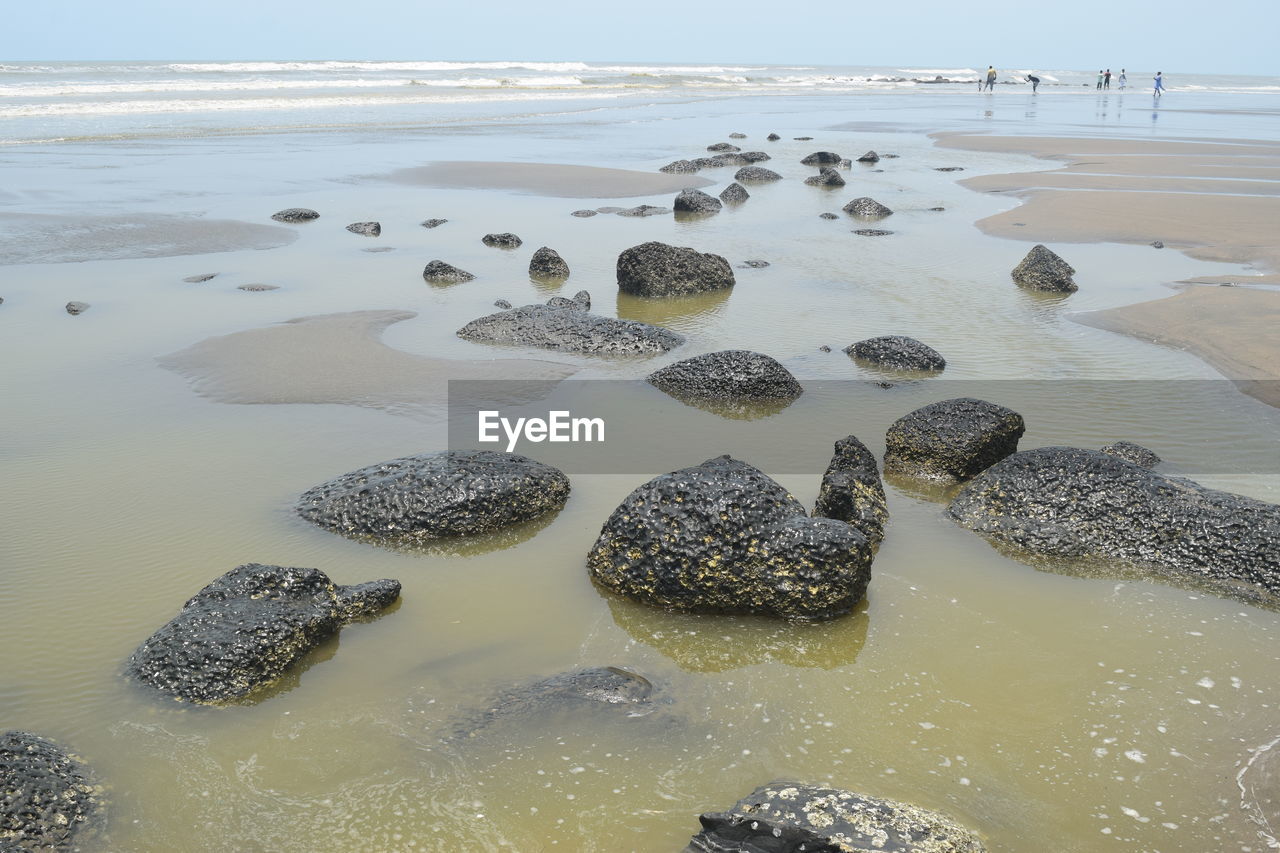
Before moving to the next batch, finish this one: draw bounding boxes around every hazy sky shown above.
[10,0,1277,76]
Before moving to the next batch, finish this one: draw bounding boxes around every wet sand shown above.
[383,160,713,197]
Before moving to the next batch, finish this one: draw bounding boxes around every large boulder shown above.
[647,350,802,404]
[885,398,1025,483]
[719,182,750,204]
[734,166,782,183]
[801,152,842,165]
[422,260,475,284]
[271,208,319,223]
[804,168,846,187]
[947,447,1280,595]
[843,197,894,218]
[616,241,735,298]
[685,782,986,853]
[0,732,101,851]
[126,564,400,704]
[457,300,684,354]
[297,450,570,541]
[814,435,889,547]
[674,188,723,214]
[845,335,947,372]
[528,246,569,278]
[587,456,873,620]
[1011,244,1077,293]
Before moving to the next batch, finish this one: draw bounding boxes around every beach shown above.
[2,61,1280,852]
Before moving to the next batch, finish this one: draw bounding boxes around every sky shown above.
[8,0,1278,76]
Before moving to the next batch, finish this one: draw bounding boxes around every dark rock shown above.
[298,450,570,541]
[814,435,889,546]
[647,351,802,404]
[881,153,900,159]
[0,731,101,852]
[947,447,1280,595]
[1151,240,1165,249]
[618,204,671,217]
[588,456,872,620]
[237,284,279,292]
[719,182,750,204]
[800,151,842,166]
[183,273,217,283]
[842,197,894,219]
[856,150,880,163]
[422,260,476,284]
[457,302,683,354]
[529,246,570,278]
[482,232,522,249]
[845,335,946,372]
[271,208,319,223]
[685,782,987,853]
[818,345,832,352]
[420,218,448,228]
[728,132,747,139]
[707,142,741,152]
[617,241,735,298]
[793,136,813,141]
[885,398,1025,483]
[1011,244,1077,293]
[929,206,946,212]
[804,168,846,187]
[126,564,400,703]
[570,209,599,217]
[570,289,591,311]
[767,133,781,141]
[739,259,769,268]
[738,152,771,163]
[734,166,782,183]
[346,221,381,237]
[674,188,723,214]
[853,228,893,236]
[1100,441,1161,468]
[65,301,89,315]
[493,298,513,309]
[660,160,701,174]
[935,166,965,172]
[819,212,839,220]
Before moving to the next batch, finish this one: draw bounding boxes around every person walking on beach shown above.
[1025,74,1040,93]
[1104,69,1112,88]
[985,66,997,92]
[1096,70,1104,90]
[1119,68,1127,88]
[1153,71,1165,97]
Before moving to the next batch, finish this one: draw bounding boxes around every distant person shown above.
[1118,68,1127,88]
[1153,71,1165,97]
[1026,74,1041,93]
[1104,69,1112,88]
[985,66,997,91]
[1097,70,1104,90]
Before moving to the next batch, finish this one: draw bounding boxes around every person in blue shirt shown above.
[1153,71,1165,97]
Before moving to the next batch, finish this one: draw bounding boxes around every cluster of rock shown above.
[456,293,684,354]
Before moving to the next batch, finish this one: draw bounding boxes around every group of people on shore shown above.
[980,65,1165,96]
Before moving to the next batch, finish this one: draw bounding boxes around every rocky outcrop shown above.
[529,246,570,278]
[885,398,1025,483]
[482,232,522,249]
[298,450,570,541]
[707,142,741,152]
[734,166,782,183]
[660,160,701,174]
[856,150,881,163]
[65,302,89,315]
[685,782,987,853]
[422,260,476,284]
[0,732,101,852]
[616,241,735,298]
[271,208,319,223]
[719,182,750,204]
[588,456,873,620]
[800,152,842,166]
[618,204,670,217]
[457,298,683,354]
[843,197,894,219]
[1011,245,1077,293]
[674,188,723,214]
[804,168,845,187]
[346,221,380,237]
[947,447,1280,595]
[814,435,889,546]
[1100,441,1161,468]
[845,335,947,372]
[126,564,399,704]
[647,351,802,404]
[420,218,448,228]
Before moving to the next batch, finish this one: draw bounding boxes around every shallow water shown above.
[2,88,1279,852]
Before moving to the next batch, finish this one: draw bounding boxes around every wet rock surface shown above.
[482,232,522,249]
[685,782,987,853]
[528,246,570,278]
[845,335,947,372]
[0,731,101,852]
[805,168,846,187]
[885,398,1025,483]
[126,563,400,704]
[843,197,894,219]
[617,204,670,217]
[801,151,842,166]
[947,447,1280,595]
[65,301,89,315]
[733,166,782,183]
[588,456,873,620]
[1011,244,1077,293]
[1100,440,1161,468]
[422,260,476,284]
[346,221,380,236]
[457,297,682,354]
[719,182,750,204]
[298,450,570,541]
[674,188,723,214]
[271,208,319,223]
[616,241,735,298]
[647,350,803,404]
[814,435,889,547]
[420,218,448,228]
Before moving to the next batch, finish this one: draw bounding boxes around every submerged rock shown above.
[237,284,279,292]
[660,159,701,174]
[685,782,987,853]
[853,228,894,236]
[0,731,101,852]
[271,208,319,223]
[948,447,1280,595]
[739,152,771,163]
[493,298,513,309]
[707,142,741,152]
[935,166,965,172]
[819,212,839,220]
[845,335,947,372]
[126,564,400,704]
[674,188,723,214]
[346,221,380,237]
[814,435,889,546]
[457,300,683,354]
[856,150,881,163]
[728,132,747,139]
[570,209,599,217]
[617,204,670,217]
[804,168,846,187]
[885,398,1025,483]
[734,166,782,183]
[1100,441,1161,468]
[843,197,894,219]
[616,241,735,298]
[183,273,217,283]
[647,350,803,404]
[420,218,448,228]
[588,456,873,620]
[800,151,842,165]
[528,246,570,278]
[64,301,89,315]
[739,259,770,268]
[422,260,476,284]
[1011,244,1077,293]
[482,232,522,249]
[719,182,750,204]
[298,450,570,541]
